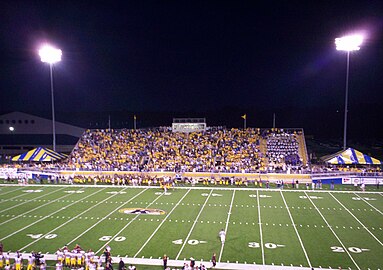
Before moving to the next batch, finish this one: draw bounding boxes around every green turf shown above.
[0,184,382,269]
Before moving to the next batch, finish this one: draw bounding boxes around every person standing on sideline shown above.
[211,253,217,267]
[162,254,168,270]
[118,258,125,270]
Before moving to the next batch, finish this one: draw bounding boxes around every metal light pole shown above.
[39,45,62,151]
[335,34,363,150]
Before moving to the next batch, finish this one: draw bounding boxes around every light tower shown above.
[39,45,62,151]
[335,34,363,150]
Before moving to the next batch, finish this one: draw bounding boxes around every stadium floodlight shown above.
[39,45,62,64]
[335,34,363,150]
[39,44,62,151]
[335,34,363,52]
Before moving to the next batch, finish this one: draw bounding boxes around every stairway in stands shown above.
[297,132,309,166]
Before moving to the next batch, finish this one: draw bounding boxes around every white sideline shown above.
[218,189,235,263]
[0,187,67,221]
[329,193,383,246]
[353,192,383,216]
[256,189,265,265]
[5,252,331,270]
[133,189,191,258]
[304,191,360,270]
[1,183,383,194]
[175,189,213,260]
[0,188,102,242]
[280,190,312,268]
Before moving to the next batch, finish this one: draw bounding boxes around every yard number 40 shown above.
[248,242,285,249]
[27,234,57,239]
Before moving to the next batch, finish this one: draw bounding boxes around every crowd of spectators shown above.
[67,128,264,173]
[264,129,301,166]
[3,126,382,176]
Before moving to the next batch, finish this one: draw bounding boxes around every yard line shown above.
[0,187,72,226]
[218,190,235,263]
[256,189,265,265]
[19,187,131,251]
[0,187,66,215]
[0,187,102,241]
[0,189,45,202]
[353,193,383,216]
[329,193,383,246]
[0,187,31,201]
[175,189,213,260]
[280,191,312,268]
[304,191,361,270]
[66,188,148,246]
[95,190,166,254]
[134,189,192,258]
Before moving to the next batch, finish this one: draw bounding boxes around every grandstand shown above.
[67,127,309,174]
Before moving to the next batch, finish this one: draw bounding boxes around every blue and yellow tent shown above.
[11,147,68,162]
[323,148,381,165]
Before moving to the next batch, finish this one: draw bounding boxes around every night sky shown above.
[1,1,382,139]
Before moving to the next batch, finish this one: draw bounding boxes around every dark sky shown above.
[1,1,383,139]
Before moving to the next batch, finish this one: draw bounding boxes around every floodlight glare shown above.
[9,126,15,132]
[39,45,62,64]
[335,34,364,52]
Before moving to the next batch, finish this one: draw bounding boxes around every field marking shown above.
[329,193,383,246]
[0,188,45,203]
[257,190,265,265]
[280,191,312,268]
[95,190,166,254]
[0,187,66,215]
[0,187,102,242]
[66,188,148,246]
[218,190,236,263]
[134,189,192,258]
[0,186,30,201]
[3,183,383,194]
[353,193,383,216]
[175,189,213,260]
[19,187,133,251]
[304,191,361,270]
[0,187,75,226]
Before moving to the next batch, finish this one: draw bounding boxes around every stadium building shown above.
[0,111,84,157]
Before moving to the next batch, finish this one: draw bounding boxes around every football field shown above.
[0,184,382,270]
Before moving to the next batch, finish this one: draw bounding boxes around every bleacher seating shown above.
[264,129,302,166]
[68,127,307,173]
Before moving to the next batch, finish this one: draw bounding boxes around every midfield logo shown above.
[119,208,166,215]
